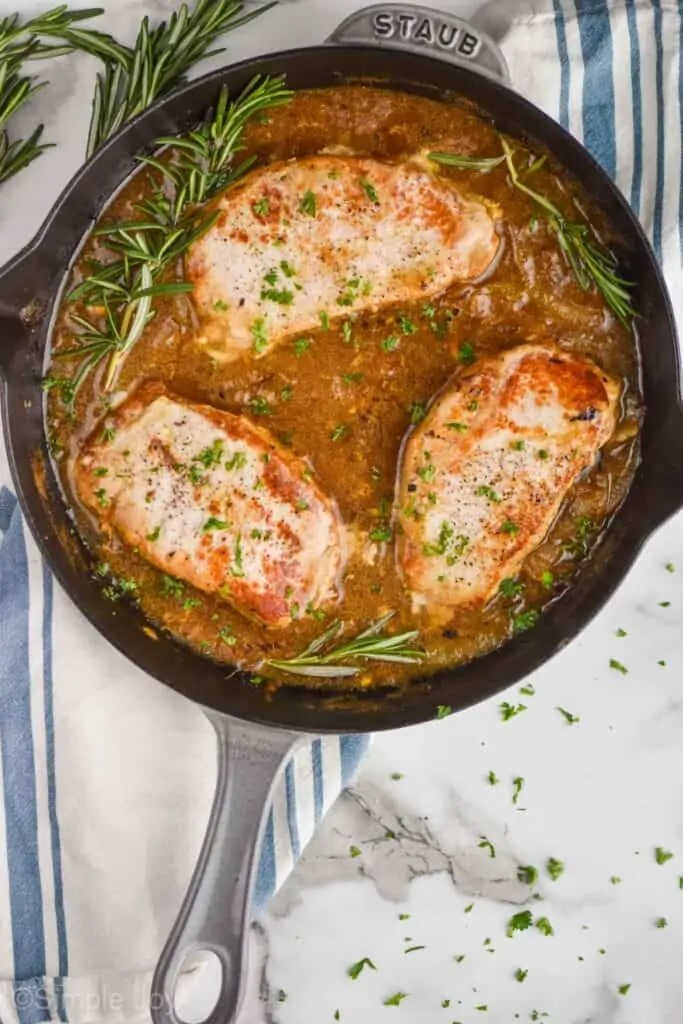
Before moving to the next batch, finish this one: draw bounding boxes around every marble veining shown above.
[1,2,682,1022]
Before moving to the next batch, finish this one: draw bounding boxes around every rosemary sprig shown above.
[429,139,636,326]
[267,612,426,678]
[79,0,277,157]
[428,152,505,173]
[0,55,50,184]
[48,75,292,411]
[0,6,119,187]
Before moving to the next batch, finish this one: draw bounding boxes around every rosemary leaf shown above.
[428,151,506,172]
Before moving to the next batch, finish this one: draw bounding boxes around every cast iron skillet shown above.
[0,4,680,1022]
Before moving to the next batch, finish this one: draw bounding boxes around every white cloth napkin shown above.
[0,1,680,1022]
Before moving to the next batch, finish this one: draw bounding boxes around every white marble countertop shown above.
[2,2,683,1023]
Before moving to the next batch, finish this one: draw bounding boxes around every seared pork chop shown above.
[397,343,620,612]
[186,153,499,361]
[75,383,344,628]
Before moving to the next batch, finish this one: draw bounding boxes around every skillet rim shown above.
[0,44,680,735]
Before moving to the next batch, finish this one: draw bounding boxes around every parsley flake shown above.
[515,968,528,983]
[517,865,538,886]
[487,770,499,785]
[546,858,564,881]
[500,702,527,721]
[557,707,580,725]
[299,190,316,216]
[512,776,524,804]
[610,658,628,674]
[383,993,407,1007]
[536,916,554,936]
[436,704,452,719]
[478,836,496,858]
[360,178,379,204]
[348,958,376,980]
[506,910,533,936]
[294,337,312,356]
[252,197,270,216]
[655,847,674,865]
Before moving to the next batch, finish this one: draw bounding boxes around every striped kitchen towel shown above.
[0,483,368,1023]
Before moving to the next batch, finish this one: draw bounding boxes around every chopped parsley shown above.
[517,865,538,886]
[248,396,272,416]
[100,426,116,443]
[506,910,533,937]
[196,440,223,467]
[666,562,675,572]
[557,707,580,725]
[381,334,400,352]
[260,286,294,305]
[458,341,476,364]
[383,993,407,1007]
[655,847,674,865]
[515,968,528,983]
[281,384,293,401]
[299,190,316,216]
[441,999,450,1008]
[478,836,496,858]
[535,916,554,936]
[408,400,427,424]
[656,917,668,928]
[659,600,671,607]
[342,372,363,385]
[537,448,549,460]
[251,317,268,354]
[546,858,564,881]
[447,421,468,432]
[369,524,392,543]
[404,945,425,954]
[348,958,376,980]
[609,658,628,674]
[294,337,312,356]
[359,178,379,204]
[501,520,519,535]
[513,610,539,632]
[218,626,236,646]
[520,683,535,696]
[160,574,184,598]
[540,570,554,588]
[477,485,501,503]
[92,466,108,477]
[319,311,330,330]
[610,875,621,885]
[511,439,525,451]
[252,197,270,216]
[436,704,452,719]
[94,488,109,508]
[512,776,524,805]
[349,845,362,858]
[454,953,466,961]
[214,299,228,311]
[146,525,161,542]
[188,464,205,485]
[342,320,353,343]
[280,259,295,277]
[231,533,245,577]
[417,462,436,483]
[487,770,499,786]
[182,597,202,610]
[391,773,404,781]
[618,984,631,996]
[330,424,348,442]
[225,451,247,472]
[398,314,417,335]
[499,577,522,597]
[500,702,527,720]
[203,517,229,532]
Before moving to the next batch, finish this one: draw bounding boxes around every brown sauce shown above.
[46,86,642,691]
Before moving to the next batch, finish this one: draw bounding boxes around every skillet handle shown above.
[327,3,510,84]
[150,716,303,1024]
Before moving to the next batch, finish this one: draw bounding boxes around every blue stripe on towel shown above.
[0,502,47,1018]
[311,739,324,821]
[625,0,643,214]
[339,735,368,787]
[552,0,570,129]
[652,0,666,262]
[575,0,617,179]
[42,564,68,1021]
[255,814,277,913]
[284,761,301,860]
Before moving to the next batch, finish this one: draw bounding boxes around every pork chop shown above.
[74,383,344,628]
[186,153,500,361]
[397,343,620,612]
